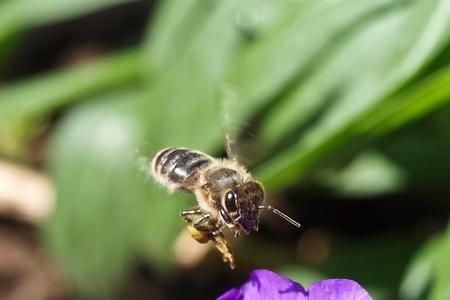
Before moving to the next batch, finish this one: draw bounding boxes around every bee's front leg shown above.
[180,208,235,269]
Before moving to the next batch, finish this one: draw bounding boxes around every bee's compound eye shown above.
[224,191,238,212]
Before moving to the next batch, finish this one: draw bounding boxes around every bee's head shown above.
[203,167,265,234]
[205,167,299,233]
[220,181,265,234]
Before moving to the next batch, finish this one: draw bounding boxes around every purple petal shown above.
[217,269,307,300]
[218,288,240,300]
[308,279,372,300]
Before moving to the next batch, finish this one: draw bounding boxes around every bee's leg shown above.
[180,208,235,269]
[180,208,213,231]
[180,208,214,243]
[193,213,211,226]
[191,220,235,269]
[180,207,203,217]
[211,230,235,269]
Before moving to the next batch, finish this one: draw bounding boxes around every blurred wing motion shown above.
[220,85,256,165]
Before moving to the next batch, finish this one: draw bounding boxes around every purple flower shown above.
[217,269,372,300]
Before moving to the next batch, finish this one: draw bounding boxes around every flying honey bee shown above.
[150,147,300,269]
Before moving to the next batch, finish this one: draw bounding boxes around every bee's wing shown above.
[219,86,256,165]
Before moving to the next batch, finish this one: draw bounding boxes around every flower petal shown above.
[218,288,241,300]
[217,269,307,300]
[308,279,372,300]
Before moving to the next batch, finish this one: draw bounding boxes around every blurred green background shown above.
[0,0,449,299]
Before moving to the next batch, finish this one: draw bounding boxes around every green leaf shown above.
[255,0,450,190]
[44,91,191,298]
[143,0,296,78]
[226,0,398,128]
[320,150,406,197]
[258,66,450,190]
[260,0,450,146]
[142,0,247,151]
[45,92,146,298]
[142,0,218,76]
[429,221,450,300]
[356,65,450,136]
[0,48,139,127]
[399,235,442,300]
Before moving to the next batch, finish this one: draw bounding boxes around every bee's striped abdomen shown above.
[151,148,212,192]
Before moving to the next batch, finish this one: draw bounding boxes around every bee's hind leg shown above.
[180,208,235,269]
[211,230,235,269]
[180,208,214,243]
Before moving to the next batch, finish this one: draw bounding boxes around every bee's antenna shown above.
[258,205,301,228]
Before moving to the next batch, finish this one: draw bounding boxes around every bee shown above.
[150,147,300,269]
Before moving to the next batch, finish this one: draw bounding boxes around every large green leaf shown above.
[143,0,298,78]
[46,93,147,298]
[226,0,397,129]
[260,0,450,146]
[0,48,139,127]
[142,0,218,76]
[255,0,450,190]
[45,91,193,298]
[142,0,247,151]
[320,150,407,197]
